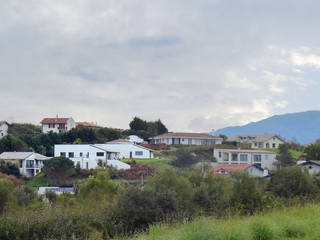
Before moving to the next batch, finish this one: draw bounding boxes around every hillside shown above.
[121,204,320,240]
[215,111,320,144]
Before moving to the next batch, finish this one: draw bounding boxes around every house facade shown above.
[213,148,277,170]
[54,144,130,170]
[41,117,76,133]
[103,139,154,159]
[0,121,8,139]
[0,152,49,177]
[213,163,266,177]
[152,132,223,146]
[127,135,144,144]
[298,161,320,175]
[228,134,285,149]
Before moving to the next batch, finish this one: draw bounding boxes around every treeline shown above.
[0,117,168,156]
[1,165,320,239]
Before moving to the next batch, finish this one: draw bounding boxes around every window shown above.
[80,152,83,157]
[223,152,229,162]
[253,155,262,162]
[272,143,276,148]
[254,143,258,146]
[60,152,66,157]
[240,154,248,162]
[86,162,89,169]
[232,154,238,162]
[135,151,143,156]
[219,152,222,158]
[68,152,74,158]
[96,152,104,157]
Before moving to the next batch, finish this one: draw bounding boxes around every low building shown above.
[41,117,76,133]
[76,122,102,129]
[102,139,154,159]
[298,160,320,175]
[0,121,8,139]
[152,132,223,146]
[213,148,277,170]
[54,144,130,170]
[227,134,285,149]
[213,163,266,177]
[0,152,49,177]
[127,135,144,144]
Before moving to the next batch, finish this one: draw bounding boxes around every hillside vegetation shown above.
[120,204,320,240]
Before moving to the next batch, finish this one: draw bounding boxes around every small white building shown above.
[152,132,223,146]
[102,139,154,159]
[0,121,8,139]
[227,134,285,149]
[213,163,266,177]
[54,144,130,170]
[0,152,49,177]
[41,117,76,134]
[213,148,277,170]
[127,135,144,144]
[298,160,320,175]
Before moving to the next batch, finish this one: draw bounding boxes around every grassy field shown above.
[119,204,320,240]
[265,148,303,160]
[123,158,172,167]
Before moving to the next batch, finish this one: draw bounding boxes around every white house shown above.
[102,139,154,159]
[54,144,130,170]
[298,160,320,175]
[0,152,49,177]
[127,135,144,144]
[213,148,277,170]
[0,121,8,139]
[227,134,285,149]
[152,132,223,146]
[212,163,266,177]
[41,117,76,134]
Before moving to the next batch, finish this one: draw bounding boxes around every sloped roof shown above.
[93,145,119,153]
[153,132,222,139]
[41,118,71,124]
[0,121,8,125]
[0,152,49,160]
[215,148,276,154]
[213,163,261,175]
[299,160,320,167]
[228,134,283,142]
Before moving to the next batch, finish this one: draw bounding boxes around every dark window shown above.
[68,152,74,158]
[60,152,66,157]
[96,152,104,157]
[86,162,89,169]
[219,152,222,158]
[232,154,238,161]
[272,143,276,148]
[80,152,83,157]
[253,155,261,162]
[240,154,248,162]
[135,151,143,156]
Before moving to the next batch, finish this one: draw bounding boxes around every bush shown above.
[171,148,198,168]
[0,160,21,177]
[0,179,15,214]
[251,222,274,240]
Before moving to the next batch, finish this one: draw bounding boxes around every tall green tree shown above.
[304,144,320,160]
[43,157,75,186]
[129,117,148,131]
[275,143,295,168]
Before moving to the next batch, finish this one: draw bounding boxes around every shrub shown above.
[171,148,198,168]
[0,160,21,177]
[251,222,274,240]
[0,179,15,214]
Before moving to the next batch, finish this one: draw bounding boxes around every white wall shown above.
[0,123,8,139]
[213,149,277,170]
[154,137,222,145]
[42,118,76,133]
[102,143,153,159]
[300,163,320,175]
[246,166,264,177]
[128,135,144,143]
[54,144,119,169]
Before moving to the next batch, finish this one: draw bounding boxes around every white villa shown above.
[41,117,76,134]
[127,135,144,144]
[152,132,223,146]
[103,139,154,159]
[227,134,285,149]
[0,152,49,177]
[0,121,8,139]
[213,148,277,170]
[54,144,130,170]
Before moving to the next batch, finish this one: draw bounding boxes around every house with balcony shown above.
[0,152,49,177]
[41,117,76,133]
[213,148,277,170]
[227,134,285,149]
[54,144,130,170]
[0,121,8,139]
[152,131,223,146]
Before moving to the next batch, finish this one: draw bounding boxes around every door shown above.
[130,152,132,159]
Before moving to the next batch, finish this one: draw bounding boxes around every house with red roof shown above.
[41,117,76,134]
[213,163,266,177]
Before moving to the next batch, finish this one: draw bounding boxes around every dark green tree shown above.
[129,117,148,132]
[304,144,320,160]
[171,148,198,168]
[154,119,168,135]
[275,143,295,168]
[42,157,75,186]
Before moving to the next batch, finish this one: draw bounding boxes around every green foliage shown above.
[304,143,320,160]
[0,135,28,153]
[275,143,296,167]
[0,179,15,214]
[251,222,274,240]
[268,166,318,198]
[129,116,168,139]
[73,138,82,144]
[45,190,58,204]
[43,157,75,186]
[0,160,21,177]
[171,148,198,168]
[12,185,37,206]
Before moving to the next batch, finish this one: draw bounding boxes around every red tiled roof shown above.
[76,122,101,128]
[153,132,221,139]
[213,163,253,175]
[41,118,70,124]
[0,121,8,125]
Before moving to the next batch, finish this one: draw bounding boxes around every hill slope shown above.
[215,111,320,144]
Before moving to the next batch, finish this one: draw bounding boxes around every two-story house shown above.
[227,134,285,149]
[0,152,49,177]
[41,117,76,133]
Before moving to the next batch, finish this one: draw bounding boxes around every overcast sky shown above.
[1,0,320,132]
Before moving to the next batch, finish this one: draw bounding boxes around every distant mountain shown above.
[215,111,320,144]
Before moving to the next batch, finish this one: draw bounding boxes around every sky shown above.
[1,0,320,132]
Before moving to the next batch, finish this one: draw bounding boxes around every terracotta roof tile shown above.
[213,163,254,175]
[41,118,70,124]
